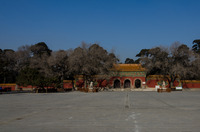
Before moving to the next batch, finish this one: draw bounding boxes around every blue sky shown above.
[0,0,200,62]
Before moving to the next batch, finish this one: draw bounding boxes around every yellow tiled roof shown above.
[0,83,16,86]
[112,64,146,72]
[181,80,200,83]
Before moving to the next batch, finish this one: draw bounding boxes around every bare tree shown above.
[29,42,53,91]
[47,50,72,89]
[15,45,31,71]
[137,42,193,88]
[69,42,118,88]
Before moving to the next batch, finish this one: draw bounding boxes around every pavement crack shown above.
[125,92,130,109]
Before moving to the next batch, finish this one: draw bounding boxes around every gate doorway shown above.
[135,79,141,88]
[124,80,131,88]
[114,79,120,88]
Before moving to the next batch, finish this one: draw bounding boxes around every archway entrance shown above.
[135,79,141,88]
[114,79,120,88]
[124,80,131,88]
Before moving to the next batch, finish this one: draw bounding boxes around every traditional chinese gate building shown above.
[109,64,146,89]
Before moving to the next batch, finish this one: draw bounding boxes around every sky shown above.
[0,0,200,62]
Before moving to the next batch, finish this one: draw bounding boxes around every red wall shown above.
[146,79,179,88]
[63,82,73,89]
[0,84,59,91]
[146,79,180,88]
[146,79,158,88]
[2,79,200,91]
[182,81,200,88]
[19,85,37,89]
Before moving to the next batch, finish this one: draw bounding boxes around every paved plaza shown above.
[0,91,200,132]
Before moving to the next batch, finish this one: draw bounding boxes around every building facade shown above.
[109,64,146,89]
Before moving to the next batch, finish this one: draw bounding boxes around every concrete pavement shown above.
[0,91,200,132]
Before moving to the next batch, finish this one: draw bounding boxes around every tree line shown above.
[1,39,200,89]
[0,42,118,90]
